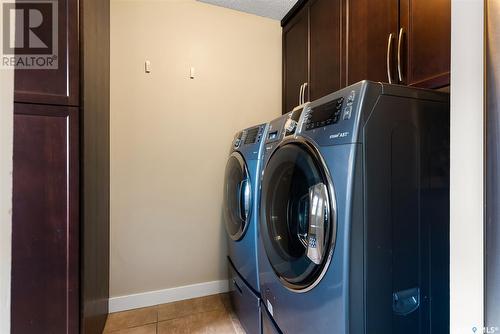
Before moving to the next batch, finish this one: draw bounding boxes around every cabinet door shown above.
[14,0,79,106]
[11,103,79,334]
[399,0,451,88]
[309,0,343,100]
[283,5,309,114]
[345,0,399,85]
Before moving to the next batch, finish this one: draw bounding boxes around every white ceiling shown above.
[198,0,299,21]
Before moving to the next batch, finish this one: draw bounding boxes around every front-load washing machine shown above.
[224,123,268,334]
[258,81,450,333]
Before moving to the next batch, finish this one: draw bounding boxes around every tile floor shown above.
[103,293,246,334]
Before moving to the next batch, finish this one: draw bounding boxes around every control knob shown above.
[233,138,241,148]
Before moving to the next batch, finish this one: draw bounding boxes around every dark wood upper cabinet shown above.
[14,0,79,106]
[345,0,399,85]
[283,5,309,114]
[282,0,450,110]
[309,0,343,100]
[282,0,344,114]
[11,103,79,334]
[399,0,451,87]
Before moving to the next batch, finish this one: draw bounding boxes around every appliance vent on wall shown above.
[244,127,260,144]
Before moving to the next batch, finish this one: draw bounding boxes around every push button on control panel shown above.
[343,105,353,120]
[343,90,356,120]
[347,90,356,104]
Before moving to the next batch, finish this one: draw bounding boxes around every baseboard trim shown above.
[109,280,229,313]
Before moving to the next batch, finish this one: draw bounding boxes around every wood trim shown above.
[282,4,309,34]
[281,0,309,27]
[409,72,450,89]
[79,0,110,332]
[68,0,80,106]
[282,26,286,114]
[307,0,311,103]
[341,0,347,87]
[68,103,80,334]
[13,92,79,107]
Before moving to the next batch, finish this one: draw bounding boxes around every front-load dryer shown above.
[224,123,268,334]
[258,81,450,334]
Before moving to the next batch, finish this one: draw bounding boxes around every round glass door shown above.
[224,152,252,241]
[260,141,336,291]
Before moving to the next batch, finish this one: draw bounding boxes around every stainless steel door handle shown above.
[306,183,329,265]
[239,179,250,221]
[387,33,396,84]
[397,27,405,83]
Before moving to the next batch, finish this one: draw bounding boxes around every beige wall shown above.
[0,68,14,331]
[110,0,281,298]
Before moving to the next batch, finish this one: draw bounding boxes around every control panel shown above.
[304,97,344,130]
[298,87,361,146]
[343,89,356,120]
[234,125,265,150]
[243,126,264,145]
[233,124,267,160]
[303,89,357,132]
[262,111,297,162]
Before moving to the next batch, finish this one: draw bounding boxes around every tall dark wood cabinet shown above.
[282,0,451,113]
[11,0,110,333]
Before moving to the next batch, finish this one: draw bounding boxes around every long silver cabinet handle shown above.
[397,27,405,83]
[387,33,395,84]
[299,84,304,106]
[298,84,304,106]
[302,82,308,104]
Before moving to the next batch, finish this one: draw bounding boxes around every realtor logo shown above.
[1,0,58,69]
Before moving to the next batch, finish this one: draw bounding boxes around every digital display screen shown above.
[309,98,343,124]
[268,131,278,140]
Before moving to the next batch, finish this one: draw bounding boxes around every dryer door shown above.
[224,152,252,241]
[260,140,337,291]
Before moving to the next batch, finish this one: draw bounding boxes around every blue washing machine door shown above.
[260,138,337,292]
[224,152,252,241]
